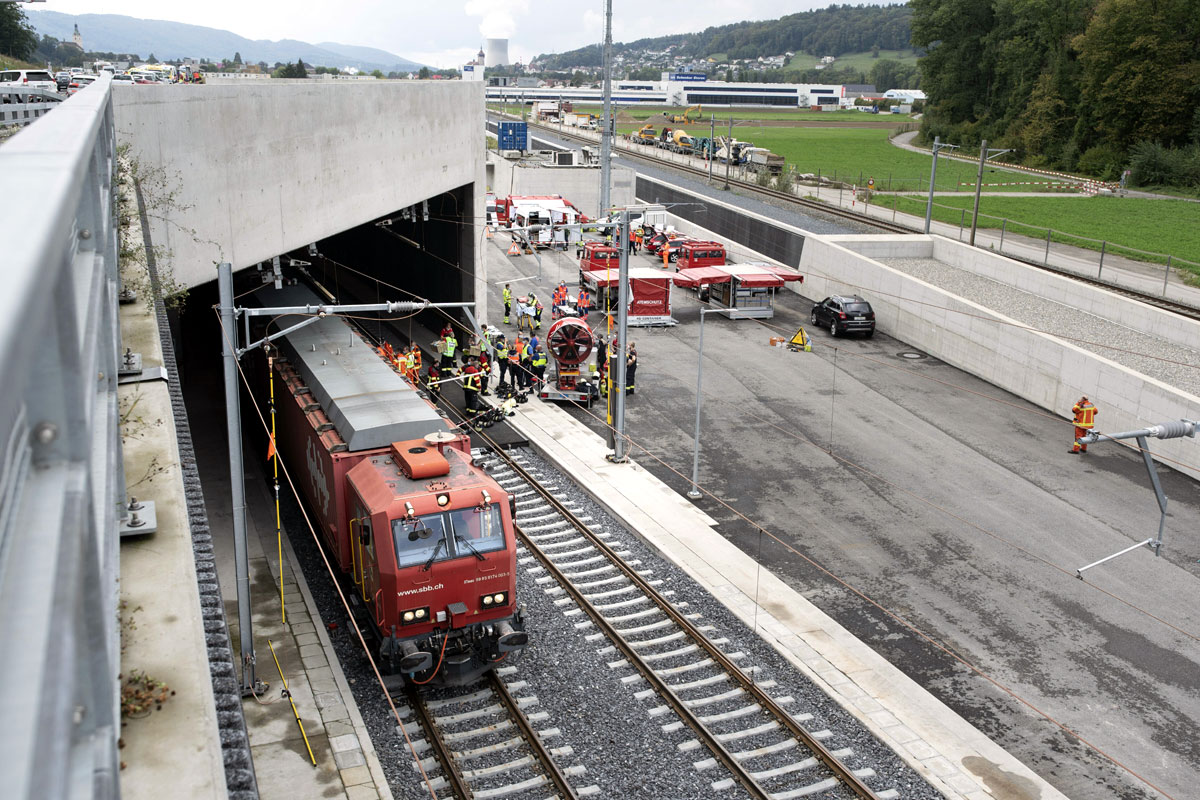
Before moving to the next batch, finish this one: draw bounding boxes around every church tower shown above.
[73,24,83,50]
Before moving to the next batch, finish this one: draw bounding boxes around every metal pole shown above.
[923,136,939,234]
[708,114,714,184]
[611,209,630,462]
[724,116,733,190]
[1098,241,1106,279]
[1162,255,1172,295]
[1000,218,1007,251]
[959,208,966,240]
[688,309,709,499]
[1044,228,1052,264]
[969,139,986,246]
[218,262,258,694]
[599,0,613,216]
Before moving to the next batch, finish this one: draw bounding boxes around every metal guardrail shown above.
[0,85,64,127]
[0,73,123,800]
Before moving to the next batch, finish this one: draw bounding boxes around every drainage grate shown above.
[898,351,927,360]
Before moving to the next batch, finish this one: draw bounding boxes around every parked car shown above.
[0,69,58,92]
[67,75,97,94]
[811,295,876,337]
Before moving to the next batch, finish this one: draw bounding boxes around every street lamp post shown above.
[687,307,719,499]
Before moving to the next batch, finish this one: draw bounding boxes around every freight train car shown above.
[265,285,527,687]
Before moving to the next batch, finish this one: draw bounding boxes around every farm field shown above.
[887,194,1200,269]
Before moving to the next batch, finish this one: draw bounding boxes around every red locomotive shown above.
[266,286,527,687]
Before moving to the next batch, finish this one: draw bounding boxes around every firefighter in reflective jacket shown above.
[463,360,481,415]
[478,350,492,396]
[530,292,544,330]
[495,336,509,386]
[1070,396,1097,454]
[531,347,547,388]
[502,284,512,324]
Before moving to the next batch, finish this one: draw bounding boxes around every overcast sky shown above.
[37,1,899,69]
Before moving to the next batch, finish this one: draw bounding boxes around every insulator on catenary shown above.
[1151,420,1196,439]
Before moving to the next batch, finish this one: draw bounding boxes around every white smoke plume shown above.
[464,0,529,39]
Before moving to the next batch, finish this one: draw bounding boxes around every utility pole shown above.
[969,140,1012,247]
[723,116,733,190]
[599,0,613,216]
[923,136,957,234]
[687,307,719,499]
[610,208,630,462]
[218,262,262,697]
[708,114,715,184]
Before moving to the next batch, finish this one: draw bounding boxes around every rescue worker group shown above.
[378,280,637,420]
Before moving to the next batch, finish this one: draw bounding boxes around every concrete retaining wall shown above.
[113,81,485,288]
[805,235,1200,480]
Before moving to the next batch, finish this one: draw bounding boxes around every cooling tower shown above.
[485,39,510,67]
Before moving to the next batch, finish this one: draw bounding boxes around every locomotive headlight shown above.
[400,606,430,626]
[437,493,450,507]
[493,593,506,605]
[482,595,493,606]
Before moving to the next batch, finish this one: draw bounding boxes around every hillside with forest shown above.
[912,0,1200,190]
[537,4,913,70]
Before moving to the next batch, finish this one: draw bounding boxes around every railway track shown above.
[400,668,593,799]
[478,446,898,800]
[494,116,1200,322]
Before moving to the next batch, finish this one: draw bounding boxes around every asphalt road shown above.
[483,238,1200,800]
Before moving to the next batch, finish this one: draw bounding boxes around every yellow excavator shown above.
[668,104,702,124]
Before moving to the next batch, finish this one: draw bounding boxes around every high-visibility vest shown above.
[497,345,509,360]
[444,336,457,357]
[532,352,547,368]
[411,348,422,369]
[578,290,591,310]
[1073,402,1097,428]
[503,287,512,304]
[464,369,481,391]
[510,341,523,362]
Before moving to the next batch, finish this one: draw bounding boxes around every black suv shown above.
[811,295,876,337]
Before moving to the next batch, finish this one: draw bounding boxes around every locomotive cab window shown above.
[447,506,506,556]
[392,507,506,567]
[393,514,450,568]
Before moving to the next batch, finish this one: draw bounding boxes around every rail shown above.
[0,85,64,128]
[0,74,123,800]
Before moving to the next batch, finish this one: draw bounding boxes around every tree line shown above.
[912,0,1200,189]
[537,4,913,70]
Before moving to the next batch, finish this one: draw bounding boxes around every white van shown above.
[0,69,58,92]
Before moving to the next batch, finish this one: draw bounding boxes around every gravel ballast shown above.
[281,441,943,799]
[879,257,1200,396]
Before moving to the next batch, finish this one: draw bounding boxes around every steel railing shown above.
[0,73,123,800]
[0,85,64,127]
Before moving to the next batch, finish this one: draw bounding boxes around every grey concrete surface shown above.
[482,235,1200,800]
[114,81,485,287]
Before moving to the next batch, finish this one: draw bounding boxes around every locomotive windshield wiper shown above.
[421,538,445,572]
[455,534,487,561]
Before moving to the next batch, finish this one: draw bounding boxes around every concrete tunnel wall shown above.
[112,81,486,292]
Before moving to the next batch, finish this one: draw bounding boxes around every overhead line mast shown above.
[599,0,613,216]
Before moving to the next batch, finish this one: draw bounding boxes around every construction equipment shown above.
[668,104,702,124]
[636,124,657,143]
[744,147,786,175]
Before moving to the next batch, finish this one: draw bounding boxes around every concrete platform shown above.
[480,228,1200,799]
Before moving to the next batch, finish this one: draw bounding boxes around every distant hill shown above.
[26,10,425,72]
[537,4,913,70]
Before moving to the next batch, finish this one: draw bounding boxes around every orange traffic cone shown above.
[507,240,520,256]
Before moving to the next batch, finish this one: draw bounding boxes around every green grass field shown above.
[616,124,1048,192]
[811,49,921,72]
[885,194,1200,268]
